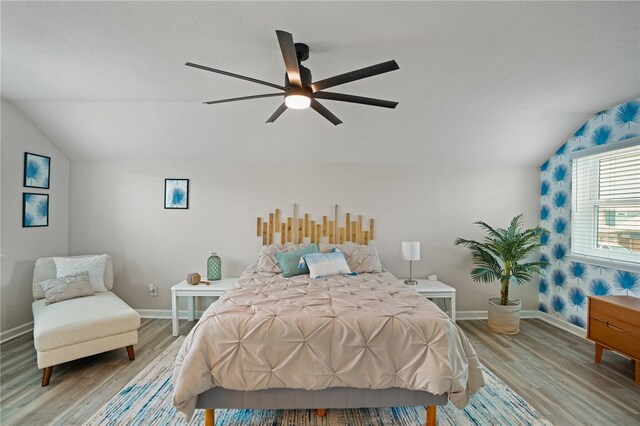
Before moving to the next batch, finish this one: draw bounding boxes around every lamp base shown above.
[404,279,417,286]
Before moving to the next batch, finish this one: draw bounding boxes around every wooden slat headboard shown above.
[256,204,374,245]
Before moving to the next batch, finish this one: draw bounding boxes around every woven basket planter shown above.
[487,298,522,334]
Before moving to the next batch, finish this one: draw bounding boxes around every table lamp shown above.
[402,241,420,285]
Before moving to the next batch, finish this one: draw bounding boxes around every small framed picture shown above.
[23,193,49,227]
[24,152,51,189]
[164,179,189,209]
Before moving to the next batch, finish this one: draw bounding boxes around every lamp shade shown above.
[401,241,420,261]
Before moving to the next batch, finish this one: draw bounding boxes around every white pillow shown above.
[54,254,109,293]
[302,251,352,279]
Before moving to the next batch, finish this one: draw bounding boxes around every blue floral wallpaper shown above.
[539,98,640,328]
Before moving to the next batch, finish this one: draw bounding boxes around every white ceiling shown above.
[2,1,639,166]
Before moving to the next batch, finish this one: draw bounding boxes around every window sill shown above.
[568,254,640,273]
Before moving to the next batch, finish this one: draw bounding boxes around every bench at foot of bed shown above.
[202,406,437,426]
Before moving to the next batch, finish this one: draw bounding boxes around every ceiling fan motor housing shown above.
[295,43,309,62]
[284,43,312,88]
[285,64,312,88]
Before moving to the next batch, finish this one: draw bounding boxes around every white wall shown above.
[69,161,540,313]
[1,100,70,334]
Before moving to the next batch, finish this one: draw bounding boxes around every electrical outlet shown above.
[149,283,158,297]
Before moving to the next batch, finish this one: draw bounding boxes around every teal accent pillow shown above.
[275,244,319,277]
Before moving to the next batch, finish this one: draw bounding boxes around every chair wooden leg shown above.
[426,405,436,426]
[316,408,326,417]
[126,345,135,361]
[41,366,53,387]
[204,408,215,426]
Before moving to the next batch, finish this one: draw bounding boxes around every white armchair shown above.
[31,255,141,386]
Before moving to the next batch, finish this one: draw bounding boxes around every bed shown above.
[172,243,484,425]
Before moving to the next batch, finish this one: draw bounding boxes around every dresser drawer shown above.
[589,296,640,329]
[590,309,640,336]
[589,317,640,360]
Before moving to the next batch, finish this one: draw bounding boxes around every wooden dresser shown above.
[587,296,640,384]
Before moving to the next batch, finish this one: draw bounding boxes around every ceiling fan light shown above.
[285,94,311,109]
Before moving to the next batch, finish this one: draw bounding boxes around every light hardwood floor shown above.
[1,318,638,425]
[459,319,639,426]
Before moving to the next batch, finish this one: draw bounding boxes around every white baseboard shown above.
[455,311,487,320]
[136,309,205,320]
[456,310,540,320]
[535,311,587,338]
[455,309,587,338]
[0,309,586,343]
[0,321,34,344]
[140,308,545,323]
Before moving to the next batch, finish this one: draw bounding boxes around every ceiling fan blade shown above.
[310,60,399,92]
[186,62,285,91]
[312,91,398,109]
[310,99,342,126]
[266,103,288,123]
[204,93,283,105]
[275,30,302,87]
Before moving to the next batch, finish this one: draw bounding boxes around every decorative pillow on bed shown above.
[302,251,353,279]
[54,254,109,293]
[38,272,94,305]
[332,243,383,273]
[256,244,289,273]
[319,242,337,253]
[274,244,318,277]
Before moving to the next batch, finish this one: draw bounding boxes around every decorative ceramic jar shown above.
[207,252,221,281]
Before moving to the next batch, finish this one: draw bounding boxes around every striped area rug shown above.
[84,338,552,426]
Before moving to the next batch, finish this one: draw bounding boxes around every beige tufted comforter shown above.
[172,268,485,420]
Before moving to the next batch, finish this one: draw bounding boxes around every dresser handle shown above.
[606,322,625,332]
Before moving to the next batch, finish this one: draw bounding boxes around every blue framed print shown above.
[164,179,189,209]
[24,152,51,189]
[23,193,49,227]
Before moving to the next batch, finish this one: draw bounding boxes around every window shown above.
[571,141,640,266]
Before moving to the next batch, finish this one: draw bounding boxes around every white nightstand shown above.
[411,279,456,322]
[170,278,237,336]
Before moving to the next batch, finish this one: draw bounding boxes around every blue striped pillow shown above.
[300,251,354,279]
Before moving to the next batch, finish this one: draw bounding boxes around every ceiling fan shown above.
[186,30,399,126]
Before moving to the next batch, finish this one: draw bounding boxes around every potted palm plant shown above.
[455,214,547,334]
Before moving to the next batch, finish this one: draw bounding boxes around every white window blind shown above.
[571,143,640,265]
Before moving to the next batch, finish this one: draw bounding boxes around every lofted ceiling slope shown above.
[1,1,639,166]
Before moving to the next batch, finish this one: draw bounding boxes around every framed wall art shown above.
[24,152,51,189]
[23,193,49,227]
[164,178,189,209]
